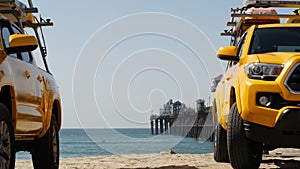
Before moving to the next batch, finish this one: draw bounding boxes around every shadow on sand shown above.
[121,165,198,169]
[263,158,300,169]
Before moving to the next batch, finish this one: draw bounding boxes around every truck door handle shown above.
[37,75,43,83]
[24,70,31,79]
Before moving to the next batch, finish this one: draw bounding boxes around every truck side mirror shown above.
[217,46,239,61]
[6,34,38,54]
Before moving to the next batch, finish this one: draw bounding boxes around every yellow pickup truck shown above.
[0,1,62,169]
[214,1,300,169]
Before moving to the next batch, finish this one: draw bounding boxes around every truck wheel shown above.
[0,104,15,169]
[214,123,229,162]
[32,115,59,169]
[227,103,262,169]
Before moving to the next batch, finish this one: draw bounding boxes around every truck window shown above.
[228,33,247,67]
[249,27,300,54]
[24,27,47,70]
[2,26,18,59]
[237,33,247,58]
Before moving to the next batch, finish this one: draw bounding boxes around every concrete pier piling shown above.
[150,115,172,135]
[150,120,154,135]
[155,118,159,135]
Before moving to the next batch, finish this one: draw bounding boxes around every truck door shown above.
[222,33,247,122]
[2,23,43,135]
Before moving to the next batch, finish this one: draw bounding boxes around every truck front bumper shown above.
[244,107,300,147]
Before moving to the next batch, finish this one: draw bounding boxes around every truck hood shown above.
[252,52,300,65]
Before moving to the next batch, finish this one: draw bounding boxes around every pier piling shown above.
[160,118,164,134]
[150,120,154,135]
[155,118,159,135]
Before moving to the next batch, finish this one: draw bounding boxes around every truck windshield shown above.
[249,27,300,54]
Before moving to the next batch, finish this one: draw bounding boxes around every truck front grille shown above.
[285,63,300,94]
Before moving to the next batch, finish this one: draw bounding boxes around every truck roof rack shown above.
[222,0,300,45]
[0,0,53,73]
[244,0,300,8]
[0,0,53,28]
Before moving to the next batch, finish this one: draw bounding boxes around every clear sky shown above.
[26,0,245,128]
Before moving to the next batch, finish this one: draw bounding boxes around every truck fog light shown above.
[259,96,271,107]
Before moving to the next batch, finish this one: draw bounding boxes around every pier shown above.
[150,99,214,141]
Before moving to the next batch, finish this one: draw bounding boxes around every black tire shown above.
[32,115,59,169]
[214,123,229,162]
[0,104,15,169]
[227,103,263,169]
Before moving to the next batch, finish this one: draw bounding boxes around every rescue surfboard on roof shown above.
[244,7,280,23]
[244,0,300,8]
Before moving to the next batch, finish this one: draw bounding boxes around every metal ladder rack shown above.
[0,0,53,28]
[222,0,300,45]
[0,0,53,72]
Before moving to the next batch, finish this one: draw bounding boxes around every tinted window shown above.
[2,27,10,48]
[237,33,247,57]
[11,25,22,34]
[249,27,300,54]
[2,27,18,58]
[21,52,32,63]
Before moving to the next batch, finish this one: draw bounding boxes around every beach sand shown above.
[15,148,300,169]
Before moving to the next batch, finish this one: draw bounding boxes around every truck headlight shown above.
[244,63,283,80]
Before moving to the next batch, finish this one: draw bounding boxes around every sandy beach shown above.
[15,148,300,169]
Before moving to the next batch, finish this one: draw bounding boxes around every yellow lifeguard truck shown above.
[0,0,62,168]
[214,1,300,168]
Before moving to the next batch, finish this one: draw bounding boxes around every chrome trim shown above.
[284,62,300,94]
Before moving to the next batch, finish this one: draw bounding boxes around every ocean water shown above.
[16,128,213,160]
